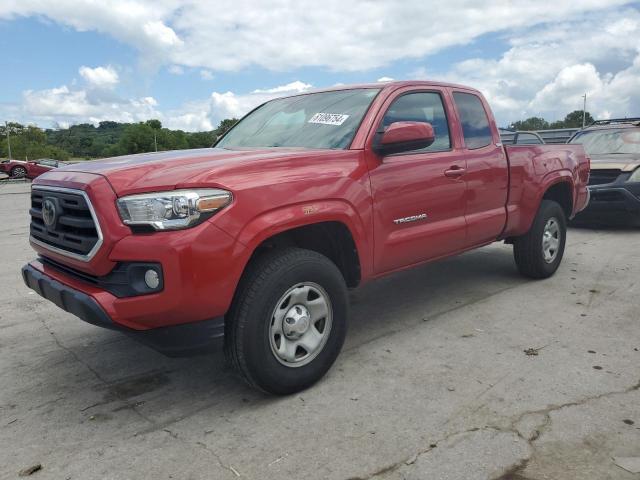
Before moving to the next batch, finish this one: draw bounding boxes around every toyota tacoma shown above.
[22,81,590,394]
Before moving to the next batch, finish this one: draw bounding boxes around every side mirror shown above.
[374,121,435,156]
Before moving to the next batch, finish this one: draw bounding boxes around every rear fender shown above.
[503,170,574,237]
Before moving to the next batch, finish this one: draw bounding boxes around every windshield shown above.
[216,89,380,150]
[570,127,640,155]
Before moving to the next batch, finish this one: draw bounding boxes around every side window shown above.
[453,92,492,149]
[381,92,451,152]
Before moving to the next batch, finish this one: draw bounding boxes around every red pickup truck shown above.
[22,81,590,394]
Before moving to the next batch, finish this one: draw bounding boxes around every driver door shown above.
[366,89,468,274]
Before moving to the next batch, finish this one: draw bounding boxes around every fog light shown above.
[144,269,160,289]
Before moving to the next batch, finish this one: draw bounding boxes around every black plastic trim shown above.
[586,185,640,211]
[22,264,225,357]
[40,257,164,298]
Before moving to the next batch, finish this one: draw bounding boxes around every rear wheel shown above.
[11,166,27,178]
[513,200,567,279]
[225,247,348,395]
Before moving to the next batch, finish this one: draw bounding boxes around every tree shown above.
[145,119,162,130]
[187,131,216,148]
[118,123,156,154]
[1,117,241,160]
[511,117,550,131]
[0,123,70,160]
[215,118,238,136]
[560,110,594,128]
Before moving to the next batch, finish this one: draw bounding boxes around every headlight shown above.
[117,189,232,231]
[628,167,640,183]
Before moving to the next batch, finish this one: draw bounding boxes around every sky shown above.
[0,0,639,131]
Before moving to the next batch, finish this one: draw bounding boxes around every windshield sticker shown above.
[308,113,350,126]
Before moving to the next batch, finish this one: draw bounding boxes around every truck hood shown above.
[55,147,342,195]
[589,153,640,172]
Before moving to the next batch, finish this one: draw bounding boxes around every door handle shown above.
[444,166,466,178]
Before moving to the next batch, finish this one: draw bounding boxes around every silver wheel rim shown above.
[542,217,561,263]
[269,282,332,368]
[13,167,26,177]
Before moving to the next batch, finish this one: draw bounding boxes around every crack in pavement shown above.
[349,378,640,480]
[344,283,525,355]
[162,427,241,478]
[37,313,156,426]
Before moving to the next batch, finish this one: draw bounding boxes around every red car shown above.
[0,158,60,179]
[22,81,590,394]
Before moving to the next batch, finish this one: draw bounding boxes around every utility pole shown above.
[154,131,158,152]
[4,121,11,160]
[582,93,587,128]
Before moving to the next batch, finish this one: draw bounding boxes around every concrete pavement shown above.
[1,182,638,479]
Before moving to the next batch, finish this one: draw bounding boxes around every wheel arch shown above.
[240,218,363,289]
[541,178,574,219]
[234,200,371,287]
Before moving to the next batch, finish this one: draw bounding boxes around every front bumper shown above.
[573,182,640,225]
[22,263,225,356]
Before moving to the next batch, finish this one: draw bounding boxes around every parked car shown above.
[22,81,590,394]
[569,118,640,226]
[500,130,545,145]
[0,158,62,179]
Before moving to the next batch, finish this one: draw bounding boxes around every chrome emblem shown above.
[393,213,428,225]
[42,199,57,228]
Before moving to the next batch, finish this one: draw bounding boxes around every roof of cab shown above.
[285,80,481,97]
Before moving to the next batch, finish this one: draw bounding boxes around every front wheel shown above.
[513,200,567,279]
[225,248,348,395]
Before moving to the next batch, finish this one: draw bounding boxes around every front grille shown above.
[29,187,102,260]
[588,169,621,186]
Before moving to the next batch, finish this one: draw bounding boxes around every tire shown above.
[11,166,27,178]
[225,247,348,395]
[513,200,567,279]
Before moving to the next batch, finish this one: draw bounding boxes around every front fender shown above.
[235,199,373,279]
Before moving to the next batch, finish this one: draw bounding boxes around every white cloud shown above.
[157,81,315,130]
[0,0,634,72]
[377,77,394,82]
[21,85,160,125]
[78,65,119,88]
[11,80,312,132]
[168,65,184,75]
[437,8,640,124]
[529,59,640,121]
[2,2,639,128]
[205,82,313,125]
[252,81,312,94]
[142,20,182,47]
[199,69,214,80]
[162,81,313,130]
[163,106,214,131]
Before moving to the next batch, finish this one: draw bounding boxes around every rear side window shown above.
[381,92,451,152]
[453,92,492,149]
